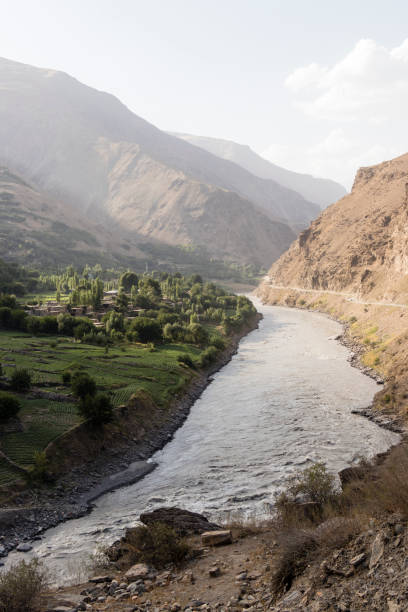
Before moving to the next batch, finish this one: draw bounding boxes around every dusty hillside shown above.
[258,153,408,420]
[0,166,147,267]
[265,153,408,302]
[174,132,347,209]
[0,57,315,266]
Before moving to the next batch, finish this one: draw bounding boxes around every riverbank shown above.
[0,313,262,557]
[256,281,408,434]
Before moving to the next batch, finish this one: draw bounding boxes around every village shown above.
[24,290,141,329]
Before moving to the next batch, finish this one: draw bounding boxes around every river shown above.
[5,299,399,584]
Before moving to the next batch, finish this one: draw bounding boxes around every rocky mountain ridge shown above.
[264,153,408,302]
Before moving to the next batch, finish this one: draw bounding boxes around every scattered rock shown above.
[209,565,221,577]
[201,529,232,546]
[370,533,385,568]
[89,575,111,583]
[350,553,366,566]
[125,563,151,581]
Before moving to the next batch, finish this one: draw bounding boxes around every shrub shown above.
[0,307,12,329]
[177,353,194,368]
[61,371,71,385]
[71,372,97,399]
[10,368,31,392]
[0,559,46,612]
[0,392,21,420]
[78,393,113,424]
[198,346,218,368]
[28,451,53,484]
[209,335,226,350]
[278,462,336,506]
[187,322,209,347]
[271,528,317,596]
[39,315,58,334]
[124,523,190,568]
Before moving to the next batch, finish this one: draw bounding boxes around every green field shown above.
[0,331,202,483]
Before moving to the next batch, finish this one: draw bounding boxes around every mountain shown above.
[174,133,346,209]
[0,57,319,269]
[0,166,150,268]
[263,153,408,302]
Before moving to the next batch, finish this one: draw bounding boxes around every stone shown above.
[281,590,302,605]
[125,563,150,581]
[51,608,77,612]
[370,533,385,568]
[209,565,221,577]
[201,530,232,546]
[388,602,400,612]
[350,553,366,566]
[394,524,404,535]
[16,542,32,552]
[89,575,111,583]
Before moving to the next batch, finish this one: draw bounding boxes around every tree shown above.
[116,288,129,313]
[119,271,139,292]
[139,277,162,299]
[187,322,209,347]
[78,393,113,425]
[0,392,21,420]
[104,311,124,335]
[71,372,97,400]
[130,317,163,344]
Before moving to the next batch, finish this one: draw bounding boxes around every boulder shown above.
[89,575,111,583]
[16,542,32,552]
[124,562,150,582]
[140,507,221,536]
[201,530,232,546]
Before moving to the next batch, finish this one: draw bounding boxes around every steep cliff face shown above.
[265,153,408,302]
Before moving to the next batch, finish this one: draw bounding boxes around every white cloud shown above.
[264,39,408,188]
[286,38,408,122]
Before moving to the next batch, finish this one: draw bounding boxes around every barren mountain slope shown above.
[266,153,408,302]
[174,132,346,208]
[0,166,147,267]
[0,57,312,266]
[97,139,295,266]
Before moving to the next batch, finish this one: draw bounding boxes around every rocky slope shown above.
[0,57,319,267]
[264,153,408,302]
[174,133,346,209]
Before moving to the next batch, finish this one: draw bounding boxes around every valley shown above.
[1,14,408,611]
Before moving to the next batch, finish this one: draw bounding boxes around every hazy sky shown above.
[1,0,407,188]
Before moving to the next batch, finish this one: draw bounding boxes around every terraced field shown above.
[0,331,201,483]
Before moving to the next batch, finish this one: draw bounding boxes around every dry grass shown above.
[342,443,408,518]
[0,559,46,612]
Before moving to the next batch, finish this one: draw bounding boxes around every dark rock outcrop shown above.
[140,507,221,536]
